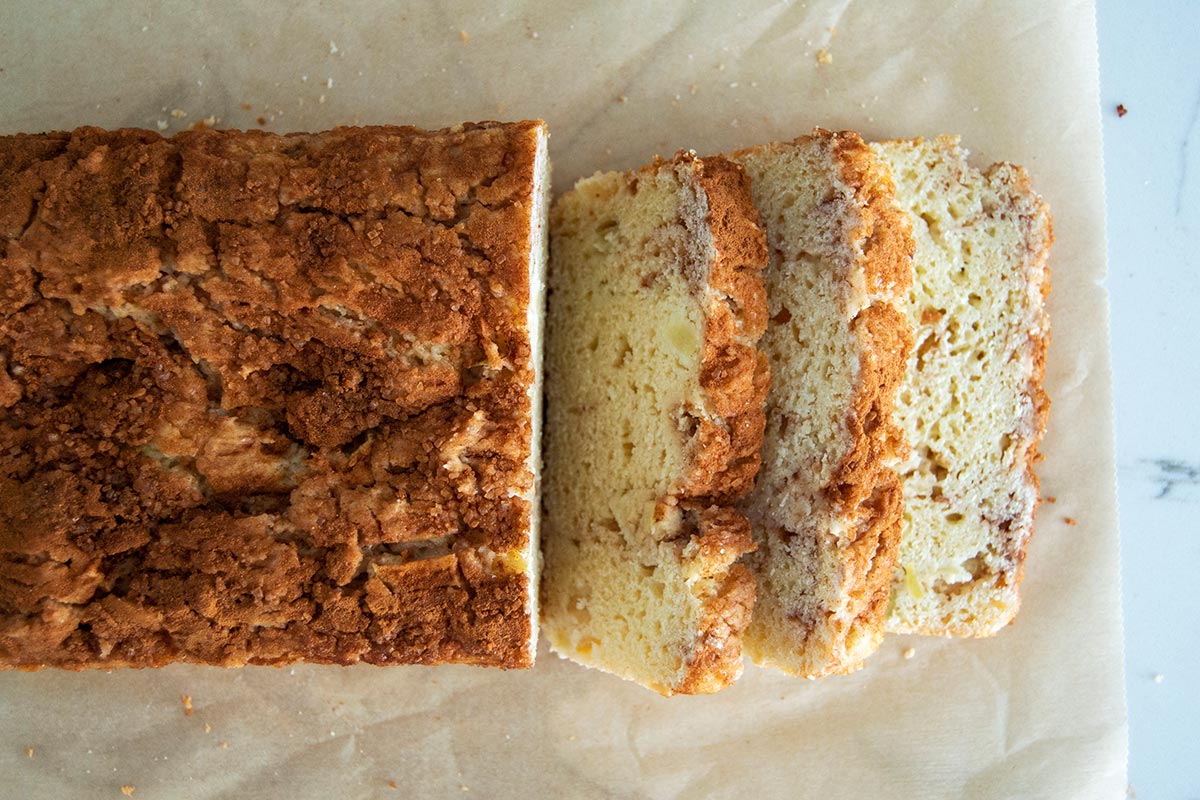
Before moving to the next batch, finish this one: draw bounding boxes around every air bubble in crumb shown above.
[902,647,916,660]
[817,49,832,65]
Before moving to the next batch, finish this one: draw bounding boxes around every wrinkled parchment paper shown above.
[0,1,1125,797]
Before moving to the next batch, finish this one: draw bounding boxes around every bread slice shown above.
[730,131,914,677]
[0,121,549,669]
[871,137,1051,636]
[541,153,769,695]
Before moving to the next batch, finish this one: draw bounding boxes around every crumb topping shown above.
[0,122,543,669]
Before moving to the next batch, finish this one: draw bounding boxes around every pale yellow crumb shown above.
[388,780,398,790]
[816,49,832,65]
[902,647,916,660]
[204,723,212,733]
[26,747,34,758]
[181,694,193,716]
[219,741,229,749]
[121,787,135,797]
[460,30,469,43]
[617,95,627,104]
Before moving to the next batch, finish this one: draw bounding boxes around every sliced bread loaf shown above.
[872,137,1051,636]
[541,153,769,695]
[731,131,913,678]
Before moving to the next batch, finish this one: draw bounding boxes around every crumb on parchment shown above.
[1063,516,1077,526]
[181,694,193,716]
[388,780,398,790]
[902,647,916,660]
[121,787,135,797]
[816,49,832,65]
[27,746,35,758]
[1117,103,1128,117]
[460,30,469,43]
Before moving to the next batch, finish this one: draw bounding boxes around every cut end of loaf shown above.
[541,153,768,695]
[874,136,1052,637]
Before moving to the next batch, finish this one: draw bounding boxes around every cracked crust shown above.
[0,122,546,670]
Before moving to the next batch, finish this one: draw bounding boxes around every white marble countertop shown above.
[1098,1,1200,797]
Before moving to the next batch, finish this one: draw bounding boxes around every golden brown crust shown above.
[666,153,768,694]
[0,122,545,670]
[674,508,756,695]
[818,129,913,674]
[681,155,771,505]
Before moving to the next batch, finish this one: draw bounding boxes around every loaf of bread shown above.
[541,153,769,695]
[731,131,913,677]
[871,137,1051,636]
[0,121,549,669]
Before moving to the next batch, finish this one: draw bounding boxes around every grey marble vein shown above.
[1143,458,1200,499]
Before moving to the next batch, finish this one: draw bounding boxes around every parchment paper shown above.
[0,1,1126,797]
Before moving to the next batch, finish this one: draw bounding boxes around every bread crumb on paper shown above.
[1063,516,1076,526]
[240,102,252,110]
[219,741,229,749]
[388,780,398,790]
[329,40,338,54]
[181,694,193,716]
[1045,496,1057,503]
[26,746,35,758]
[816,49,832,65]
[902,647,916,660]
[460,30,469,43]
[203,723,212,733]
[120,787,135,797]
[1117,103,1128,117]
